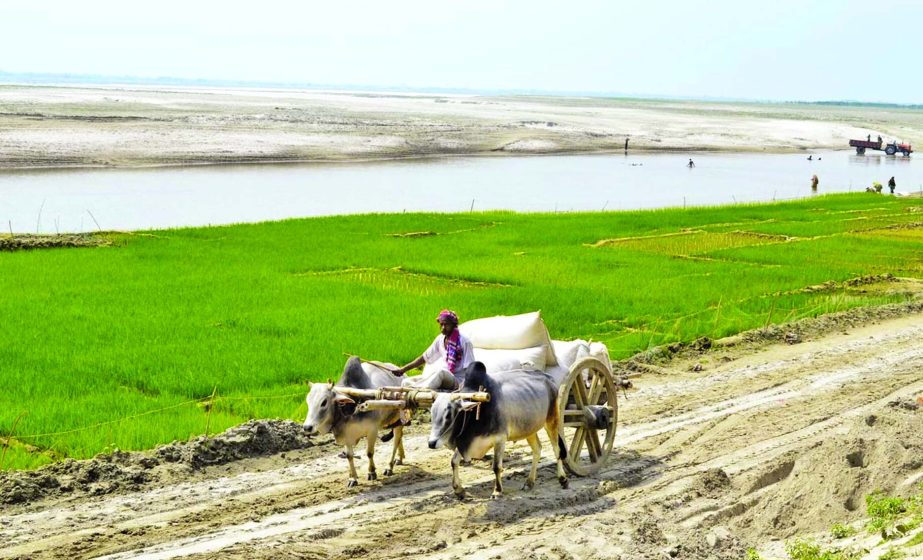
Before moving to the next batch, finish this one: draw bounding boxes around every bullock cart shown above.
[336,355,632,477]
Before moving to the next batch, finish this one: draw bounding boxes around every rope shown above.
[215,392,305,402]
[15,395,212,440]
[12,390,309,441]
[405,389,422,406]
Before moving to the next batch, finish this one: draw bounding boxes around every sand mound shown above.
[0,233,107,251]
[155,418,314,468]
[727,397,922,540]
[499,139,558,152]
[0,419,313,505]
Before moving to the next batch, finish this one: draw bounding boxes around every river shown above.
[0,150,920,233]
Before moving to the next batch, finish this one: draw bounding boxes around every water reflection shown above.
[849,155,914,166]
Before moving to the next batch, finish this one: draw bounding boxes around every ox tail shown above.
[557,434,567,460]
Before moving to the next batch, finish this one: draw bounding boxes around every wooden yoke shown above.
[337,386,491,413]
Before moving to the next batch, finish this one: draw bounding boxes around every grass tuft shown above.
[830,524,856,539]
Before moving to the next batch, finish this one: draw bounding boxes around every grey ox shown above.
[304,356,406,487]
[428,361,569,499]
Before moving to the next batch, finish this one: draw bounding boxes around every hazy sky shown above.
[2,0,922,103]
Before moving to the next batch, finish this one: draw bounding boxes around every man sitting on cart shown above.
[391,309,474,390]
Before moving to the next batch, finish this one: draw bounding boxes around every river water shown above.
[0,150,920,233]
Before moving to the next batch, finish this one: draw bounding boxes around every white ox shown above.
[304,357,406,487]
[428,361,568,499]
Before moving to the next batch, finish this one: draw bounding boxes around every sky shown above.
[2,0,922,104]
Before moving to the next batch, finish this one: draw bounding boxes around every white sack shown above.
[475,346,547,373]
[589,341,612,371]
[459,311,557,366]
[551,339,591,369]
[547,340,612,386]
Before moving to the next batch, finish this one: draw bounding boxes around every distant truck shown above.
[849,138,913,156]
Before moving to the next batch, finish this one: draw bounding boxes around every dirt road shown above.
[2,311,922,560]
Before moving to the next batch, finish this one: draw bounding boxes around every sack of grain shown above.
[459,311,557,367]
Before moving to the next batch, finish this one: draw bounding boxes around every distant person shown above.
[624,137,629,151]
[687,158,695,168]
[888,176,896,194]
[872,181,883,193]
[811,174,819,191]
[867,134,871,142]
[877,135,883,144]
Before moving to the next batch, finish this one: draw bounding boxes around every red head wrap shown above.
[436,309,459,324]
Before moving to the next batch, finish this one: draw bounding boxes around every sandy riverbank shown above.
[2,84,921,170]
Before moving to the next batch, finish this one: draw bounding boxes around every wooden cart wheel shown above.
[557,357,618,476]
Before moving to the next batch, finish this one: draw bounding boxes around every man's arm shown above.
[393,336,440,376]
[393,355,425,376]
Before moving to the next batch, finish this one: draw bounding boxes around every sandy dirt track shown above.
[2,309,922,560]
[2,85,920,170]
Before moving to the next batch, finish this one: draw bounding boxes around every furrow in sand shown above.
[414,367,923,559]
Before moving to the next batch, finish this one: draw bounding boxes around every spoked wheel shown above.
[557,357,618,476]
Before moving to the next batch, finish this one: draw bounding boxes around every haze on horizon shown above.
[2,0,922,104]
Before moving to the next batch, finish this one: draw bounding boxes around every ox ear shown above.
[334,394,355,406]
[458,400,479,412]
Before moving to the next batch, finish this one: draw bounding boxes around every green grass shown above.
[831,524,857,539]
[780,486,923,559]
[866,485,923,542]
[906,530,923,547]
[1,193,922,470]
[784,539,862,560]
[867,492,910,534]
[879,548,906,560]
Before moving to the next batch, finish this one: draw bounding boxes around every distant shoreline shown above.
[0,83,917,172]
[3,71,922,107]
[0,146,826,173]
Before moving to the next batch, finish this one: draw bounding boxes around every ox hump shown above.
[338,356,372,389]
[460,361,490,391]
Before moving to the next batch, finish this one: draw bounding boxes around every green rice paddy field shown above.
[1,193,922,471]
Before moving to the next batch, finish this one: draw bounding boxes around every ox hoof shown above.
[559,477,569,489]
[395,458,403,466]
[383,468,393,477]
[347,479,358,488]
[491,491,503,500]
[521,480,535,491]
[367,472,377,481]
[453,488,467,500]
